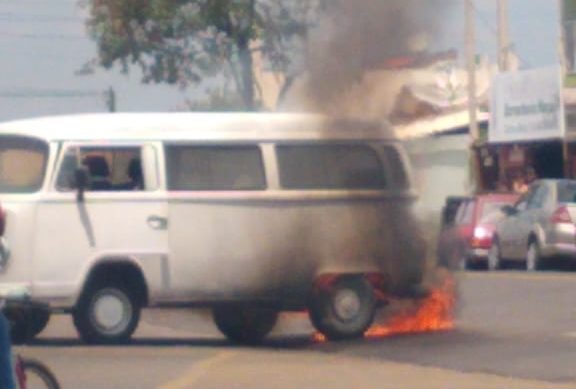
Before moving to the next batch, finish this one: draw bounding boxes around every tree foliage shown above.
[85,0,322,110]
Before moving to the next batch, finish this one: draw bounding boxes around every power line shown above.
[471,2,498,38]
[0,88,103,98]
[470,0,531,69]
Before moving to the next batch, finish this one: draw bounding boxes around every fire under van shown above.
[0,112,426,344]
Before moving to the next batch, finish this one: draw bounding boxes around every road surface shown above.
[15,271,576,388]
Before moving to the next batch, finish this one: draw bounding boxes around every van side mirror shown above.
[74,167,89,202]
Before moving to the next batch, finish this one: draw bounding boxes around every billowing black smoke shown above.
[300,0,452,116]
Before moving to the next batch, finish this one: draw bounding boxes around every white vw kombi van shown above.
[0,113,425,344]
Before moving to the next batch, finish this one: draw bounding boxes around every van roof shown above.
[0,113,395,142]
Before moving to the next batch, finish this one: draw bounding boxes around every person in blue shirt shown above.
[0,310,15,388]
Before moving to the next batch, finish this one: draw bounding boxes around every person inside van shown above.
[127,158,144,190]
[112,157,143,191]
[82,155,111,191]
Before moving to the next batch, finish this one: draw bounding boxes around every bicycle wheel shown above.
[20,358,60,389]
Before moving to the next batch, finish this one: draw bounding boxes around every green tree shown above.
[85,0,321,110]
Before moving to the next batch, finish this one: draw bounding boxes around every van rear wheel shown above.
[212,306,278,344]
[73,282,140,344]
[309,277,376,341]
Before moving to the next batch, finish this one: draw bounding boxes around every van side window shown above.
[0,136,48,193]
[56,147,145,192]
[277,144,386,190]
[165,145,266,191]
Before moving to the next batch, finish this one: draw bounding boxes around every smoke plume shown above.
[297,0,452,119]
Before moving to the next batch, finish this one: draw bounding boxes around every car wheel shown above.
[213,306,278,344]
[29,308,51,337]
[526,241,543,272]
[5,308,30,345]
[5,307,50,345]
[488,240,501,271]
[458,255,469,271]
[73,283,140,344]
[309,277,376,341]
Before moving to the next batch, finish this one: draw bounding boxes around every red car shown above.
[437,193,520,270]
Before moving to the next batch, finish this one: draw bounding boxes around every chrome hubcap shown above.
[333,289,362,321]
[91,289,132,334]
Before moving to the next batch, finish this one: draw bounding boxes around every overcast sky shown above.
[0,0,562,122]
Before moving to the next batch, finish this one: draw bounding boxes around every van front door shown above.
[33,143,169,306]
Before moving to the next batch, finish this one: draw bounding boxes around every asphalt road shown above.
[14,271,576,388]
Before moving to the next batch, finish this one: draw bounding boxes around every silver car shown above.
[489,179,576,271]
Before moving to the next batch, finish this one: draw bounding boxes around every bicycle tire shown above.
[21,358,60,389]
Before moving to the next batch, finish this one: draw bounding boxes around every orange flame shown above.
[313,274,456,342]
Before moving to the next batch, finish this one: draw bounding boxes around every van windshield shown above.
[0,136,48,193]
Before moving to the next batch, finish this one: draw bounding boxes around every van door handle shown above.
[147,215,168,230]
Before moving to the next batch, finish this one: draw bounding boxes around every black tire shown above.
[487,239,502,271]
[459,254,469,271]
[526,240,543,271]
[73,282,140,344]
[5,307,49,345]
[309,277,376,341]
[5,309,30,345]
[213,306,278,344]
[30,308,51,338]
[20,358,60,389]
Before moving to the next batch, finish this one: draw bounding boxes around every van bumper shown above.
[0,237,10,272]
[0,283,30,300]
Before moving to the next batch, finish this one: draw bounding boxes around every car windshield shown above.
[478,201,511,225]
[0,136,48,193]
[557,181,576,203]
[453,200,474,225]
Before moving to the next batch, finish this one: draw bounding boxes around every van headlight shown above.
[0,237,11,272]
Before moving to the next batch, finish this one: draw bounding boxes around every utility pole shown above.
[466,0,479,141]
[497,0,510,72]
[465,0,481,192]
[105,87,116,113]
[559,0,568,74]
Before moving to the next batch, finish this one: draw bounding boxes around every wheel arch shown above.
[527,226,544,247]
[76,257,149,308]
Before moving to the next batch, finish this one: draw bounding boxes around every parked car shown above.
[440,196,471,228]
[490,179,576,271]
[438,193,519,270]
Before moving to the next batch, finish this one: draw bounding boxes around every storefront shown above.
[476,141,565,192]
[477,66,567,193]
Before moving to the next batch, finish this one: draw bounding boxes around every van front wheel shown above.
[73,283,140,344]
[6,307,51,344]
[309,277,376,341]
[212,306,278,344]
